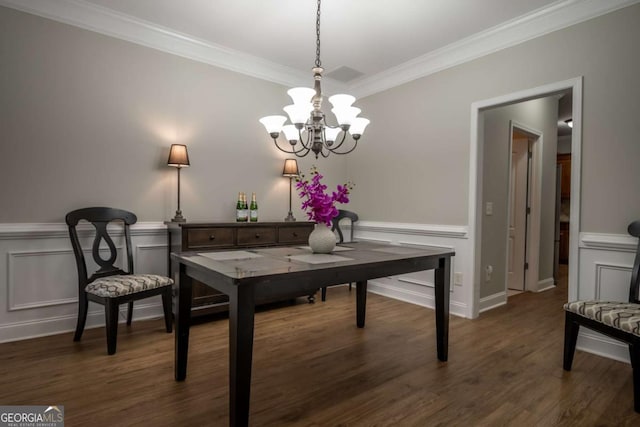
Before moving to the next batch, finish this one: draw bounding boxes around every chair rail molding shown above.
[0,221,166,239]
[356,221,468,238]
[580,232,638,252]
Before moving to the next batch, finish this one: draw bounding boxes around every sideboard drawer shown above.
[186,227,235,249]
[279,225,313,244]
[237,227,277,246]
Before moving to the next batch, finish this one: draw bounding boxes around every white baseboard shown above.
[532,277,555,293]
[0,302,165,343]
[577,330,630,364]
[367,279,467,318]
[478,292,507,313]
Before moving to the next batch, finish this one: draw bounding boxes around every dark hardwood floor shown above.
[1,268,638,426]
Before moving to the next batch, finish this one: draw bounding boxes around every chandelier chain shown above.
[315,0,321,68]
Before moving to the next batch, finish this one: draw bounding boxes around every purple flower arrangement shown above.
[296,167,353,226]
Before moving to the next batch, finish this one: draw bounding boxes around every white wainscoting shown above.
[576,232,638,363]
[0,222,168,343]
[356,221,472,319]
[0,222,636,366]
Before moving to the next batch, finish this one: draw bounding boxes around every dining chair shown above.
[66,207,173,355]
[321,209,359,302]
[563,220,640,412]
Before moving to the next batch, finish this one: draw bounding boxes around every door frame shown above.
[505,121,542,294]
[468,77,583,318]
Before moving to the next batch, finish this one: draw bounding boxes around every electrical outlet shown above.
[485,265,493,282]
[453,272,463,286]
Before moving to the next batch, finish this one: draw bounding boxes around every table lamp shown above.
[167,144,190,222]
[282,159,299,222]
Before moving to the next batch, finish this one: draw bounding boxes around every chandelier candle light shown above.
[259,0,369,159]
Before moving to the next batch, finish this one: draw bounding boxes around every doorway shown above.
[468,77,583,319]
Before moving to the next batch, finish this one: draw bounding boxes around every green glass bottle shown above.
[250,192,258,222]
[236,192,243,222]
[241,192,249,222]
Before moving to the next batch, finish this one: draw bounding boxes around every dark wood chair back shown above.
[66,207,137,288]
[331,209,359,243]
[66,207,172,355]
[629,220,640,304]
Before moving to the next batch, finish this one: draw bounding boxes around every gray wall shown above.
[349,4,640,235]
[2,4,640,236]
[0,6,347,223]
[480,97,558,298]
[557,136,572,154]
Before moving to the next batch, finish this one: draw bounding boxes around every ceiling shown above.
[81,0,559,80]
[2,0,638,96]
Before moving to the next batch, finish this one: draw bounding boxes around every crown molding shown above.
[0,0,347,94]
[1,0,637,97]
[349,0,640,98]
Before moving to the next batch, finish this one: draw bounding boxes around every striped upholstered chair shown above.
[563,220,640,412]
[66,207,173,355]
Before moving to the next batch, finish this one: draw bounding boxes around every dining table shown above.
[172,241,454,427]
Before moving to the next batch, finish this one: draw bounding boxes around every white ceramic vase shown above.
[308,223,336,254]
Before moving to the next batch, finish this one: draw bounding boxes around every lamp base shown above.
[171,210,186,223]
[284,212,296,222]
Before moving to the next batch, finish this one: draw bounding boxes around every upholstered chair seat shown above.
[86,274,173,298]
[564,301,640,336]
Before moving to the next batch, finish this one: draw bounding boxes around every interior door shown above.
[508,137,529,291]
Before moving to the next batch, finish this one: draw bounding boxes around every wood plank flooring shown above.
[1,270,639,426]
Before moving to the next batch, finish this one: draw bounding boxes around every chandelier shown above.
[259,0,369,159]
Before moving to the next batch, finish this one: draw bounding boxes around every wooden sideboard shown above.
[166,221,315,317]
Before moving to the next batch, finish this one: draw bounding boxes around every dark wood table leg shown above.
[434,256,451,361]
[175,263,192,381]
[356,280,367,328]
[229,285,256,427]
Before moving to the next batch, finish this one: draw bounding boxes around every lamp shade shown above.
[324,126,342,142]
[349,117,370,136]
[282,159,299,177]
[259,115,287,134]
[167,144,190,167]
[287,87,316,105]
[282,125,300,141]
[328,94,355,108]
[283,104,313,125]
[332,106,361,126]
